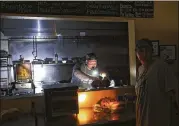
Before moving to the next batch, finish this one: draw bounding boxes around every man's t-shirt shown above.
[135,59,179,126]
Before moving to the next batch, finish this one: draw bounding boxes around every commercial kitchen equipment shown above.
[44,84,79,121]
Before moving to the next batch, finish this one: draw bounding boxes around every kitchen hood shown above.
[1,18,128,42]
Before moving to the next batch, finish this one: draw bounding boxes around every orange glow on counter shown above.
[78,93,87,103]
[77,109,92,125]
[77,87,135,109]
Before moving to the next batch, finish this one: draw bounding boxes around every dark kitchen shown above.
[0,1,178,126]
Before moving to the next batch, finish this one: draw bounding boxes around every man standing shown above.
[135,39,179,126]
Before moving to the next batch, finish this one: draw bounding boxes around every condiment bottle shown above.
[55,53,58,64]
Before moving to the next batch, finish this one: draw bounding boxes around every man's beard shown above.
[91,67,95,70]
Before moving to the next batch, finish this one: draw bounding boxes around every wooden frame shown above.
[160,45,177,60]
[1,14,136,86]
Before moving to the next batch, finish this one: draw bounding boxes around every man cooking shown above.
[71,53,109,89]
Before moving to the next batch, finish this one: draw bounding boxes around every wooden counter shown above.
[1,107,135,126]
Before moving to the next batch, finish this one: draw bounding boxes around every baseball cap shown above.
[136,38,153,49]
[86,53,97,60]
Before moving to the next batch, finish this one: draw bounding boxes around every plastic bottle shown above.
[55,53,58,64]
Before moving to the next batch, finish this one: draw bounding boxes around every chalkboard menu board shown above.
[0,1,154,18]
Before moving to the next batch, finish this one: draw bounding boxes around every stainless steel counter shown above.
[0,86,134,100]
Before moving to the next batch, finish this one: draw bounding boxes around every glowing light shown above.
[57,34,62,37]
[62,58,68,64]
[62,60,67,64]
[78,109,89,124]
[92,70,98,77]
[78,93,86,103]
[100,73,106,78]
[37,33,41,37]
[37,20,41,38]
[37,20,41,32]
[35,87,43,93]
[33,65,45,82]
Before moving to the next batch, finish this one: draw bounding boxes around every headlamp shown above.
[92,70,99,77]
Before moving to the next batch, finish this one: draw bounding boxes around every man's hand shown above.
[102,77,108,80]
[101,79,110,87]
[90,77,99,81]
[91,79,101,88]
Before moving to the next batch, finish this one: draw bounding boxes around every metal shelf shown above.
[0,56,12,58]
[0,65,13,67]
[0,55,12,89]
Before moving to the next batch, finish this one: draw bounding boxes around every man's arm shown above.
[73,63,94,83]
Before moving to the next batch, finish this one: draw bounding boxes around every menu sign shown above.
[1,1,154,18]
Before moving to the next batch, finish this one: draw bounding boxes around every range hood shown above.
[2,18,128,42]
[2,19,58,42]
